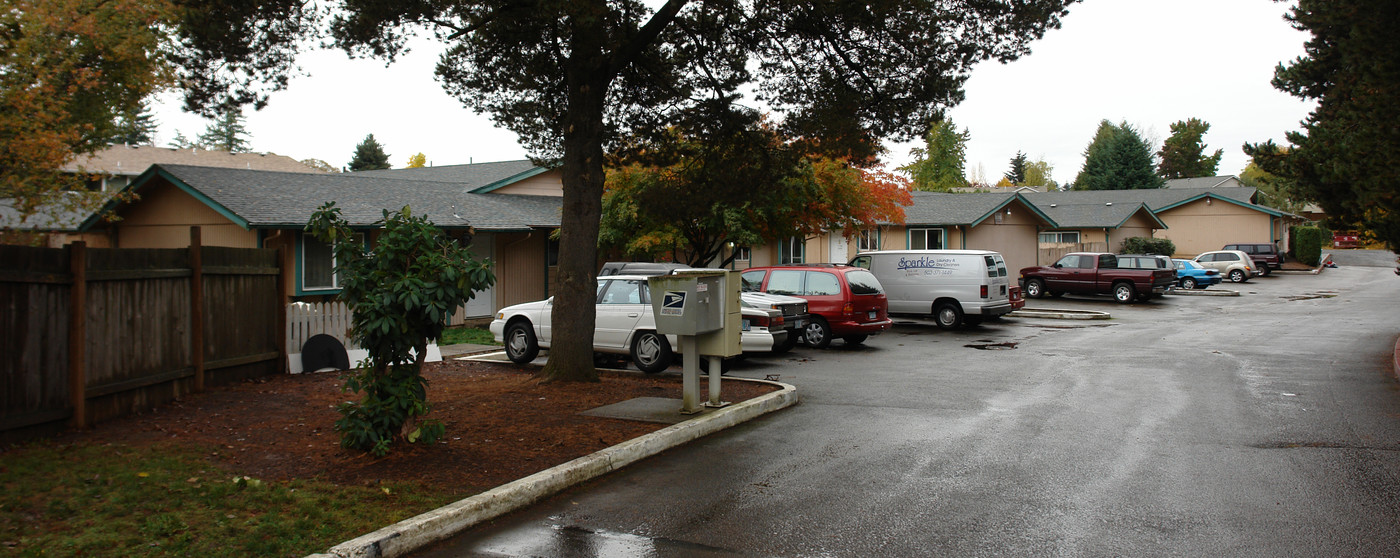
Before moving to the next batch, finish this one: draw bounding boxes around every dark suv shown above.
[740,264,891,348]
[1222,243,1284,276]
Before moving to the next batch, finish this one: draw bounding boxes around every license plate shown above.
[868,310,877,320]
[791,319,804,328]
[741,319,751,331]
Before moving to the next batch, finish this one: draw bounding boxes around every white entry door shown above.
[464,233,495,317]
[828,234,848,264]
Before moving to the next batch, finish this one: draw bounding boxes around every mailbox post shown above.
[648,270,741,413]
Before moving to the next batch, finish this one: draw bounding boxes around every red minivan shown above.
[740,265,891,348]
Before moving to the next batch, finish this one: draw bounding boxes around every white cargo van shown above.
[848,250,1013,329]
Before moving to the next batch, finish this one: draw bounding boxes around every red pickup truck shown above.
[1018,252,1177,304]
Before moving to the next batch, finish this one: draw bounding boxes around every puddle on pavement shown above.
[1282,292,1339,301]
[965,342,1018,350]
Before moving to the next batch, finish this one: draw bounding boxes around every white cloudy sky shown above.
[152,0,1315,185]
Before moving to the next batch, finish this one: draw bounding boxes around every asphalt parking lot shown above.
[421,251,1400,558]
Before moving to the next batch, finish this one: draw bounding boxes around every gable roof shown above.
[904,191,1058,228]
[1035,201,1167,229]
[347,159,552,193]
[1023,187,1269,213]
[1163,176,1243,189]
[64,145,326,176]
[79,164,562,232]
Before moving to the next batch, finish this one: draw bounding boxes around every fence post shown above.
[276,246,288,373]
[190,226,204,392]
[68,241,87,429]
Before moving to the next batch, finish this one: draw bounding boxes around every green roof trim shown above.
[78,165,250,232]
[968,194,1060,228]
[1156,192,1286,217]
[1119,203,1169,229]
[468,166,552,194]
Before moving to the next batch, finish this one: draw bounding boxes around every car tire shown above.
[1229,269,1247,283]
[631,331,673,374]
[843,334,868,345]
[1113,282,1136,304]
[934,301,964,329]
[700,356,730,375]
[1025,278,1046,299]
[504,321,540,364]
[1181,277,1197,290]
[802,317,832,349]
[1259,266,1271,277]
[773,331,800,354]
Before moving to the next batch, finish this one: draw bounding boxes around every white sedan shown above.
[489,275,787,373]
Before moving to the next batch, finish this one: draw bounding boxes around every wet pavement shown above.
[416,253,1400,557]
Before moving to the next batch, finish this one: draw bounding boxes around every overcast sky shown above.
[152,0,1315,185]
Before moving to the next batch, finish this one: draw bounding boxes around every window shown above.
[546,237,560,267]
[909,228,944,250]
[1054,255,1080,268]
[857,229,880,251]
[1039,231,1081,244]
[984,255,1008,278]
[599,280,644,304]
[767,270,805,295]
[733,246,752,261]
[806,272,841,296]
[740,270,766,292]
[850,255,872,270]
[845,270,884,295]
[780,237,805,264]
[302,232,363,291]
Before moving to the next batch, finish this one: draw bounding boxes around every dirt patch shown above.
[53,360,778,496]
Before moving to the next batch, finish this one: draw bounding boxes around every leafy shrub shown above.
[306,203,495,456]
[1294,226,1325,266]
[1120,236,1176,256]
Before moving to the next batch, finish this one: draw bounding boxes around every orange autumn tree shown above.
[600,109,910,267]
[0,0,171,220]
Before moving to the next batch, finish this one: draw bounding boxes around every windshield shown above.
[845,269,884,295]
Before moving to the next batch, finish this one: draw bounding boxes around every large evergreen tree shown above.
[169,0,1078,382]
[1157,118,1222,179]
[197,108,252,152]
[348,134,391,171]
[899,120,971,192]
[107,99,159,146]
[1244,0,1400,250]
[1074,120,1163,190]
[1004,150,1027,185]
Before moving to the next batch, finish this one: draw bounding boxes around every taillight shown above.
[843,302,854,317]
[773,315,784,327]
[749,314,769,328]
[980,285,988,298]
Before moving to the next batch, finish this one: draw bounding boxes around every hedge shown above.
[1120,237,1176,256]
[1293,226,1325,266]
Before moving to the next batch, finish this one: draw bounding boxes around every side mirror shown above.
[1052,263,1062,268]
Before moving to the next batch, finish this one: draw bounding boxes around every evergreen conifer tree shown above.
[108,100,159,146]
[1004,151,1027,185]
[1074,120,1163,190]
[349,134,392,171]
[1157,118,1222,179]
[197,108,252,152]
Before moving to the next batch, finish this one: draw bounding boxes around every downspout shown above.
[960,225,966,249]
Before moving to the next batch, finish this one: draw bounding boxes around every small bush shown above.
[1294,226,1325,266]
[1120,237,1176,256]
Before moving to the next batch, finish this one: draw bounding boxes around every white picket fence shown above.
[285,301,442,373]
[286,301,357,353]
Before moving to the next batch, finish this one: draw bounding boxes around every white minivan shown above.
[848,250,1013,329]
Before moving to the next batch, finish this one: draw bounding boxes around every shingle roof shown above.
[903,191,1057,227]
[349,159,549,193]
[1035,201,1165,229]
[1023,187,1265,213]
[1163,176,1243,189]
[64,145,327,176]
[80,164,561,232]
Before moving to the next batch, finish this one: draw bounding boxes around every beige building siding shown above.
[963,211,1042,273]
[1106,213,1160,252]
[112,179,257,249]
[490,169,564,197]
[1154,199,1273,257]
[493,231,549,307]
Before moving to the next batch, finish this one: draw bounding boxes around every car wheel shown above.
[700,356,730,375]
[1113,282,1136,304]
[1181,277,1197,290]
[772,331,800,354]
[1259,266,1271,277]
[504,321,540,364]
[631,331,673,374]
[843,334,868,345]
[1024,278,1046,299]
[1229,269,1246,283]
[934,301,963,329]
[802,317,832,349]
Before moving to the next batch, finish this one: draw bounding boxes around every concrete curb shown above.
[311,378,798,558]
[1006,308,1111,320]
[1165,288,1240,297]
[1394,334,1400,383]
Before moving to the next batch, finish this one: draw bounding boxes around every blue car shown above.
[1172,259,1222,289]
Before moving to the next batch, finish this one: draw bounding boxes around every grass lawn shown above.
[0,442,457,557]
[439,325,499,346]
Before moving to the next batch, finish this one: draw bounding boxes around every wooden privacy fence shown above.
[0,228,282,442]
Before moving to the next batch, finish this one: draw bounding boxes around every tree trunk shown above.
[538,6,611,383]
